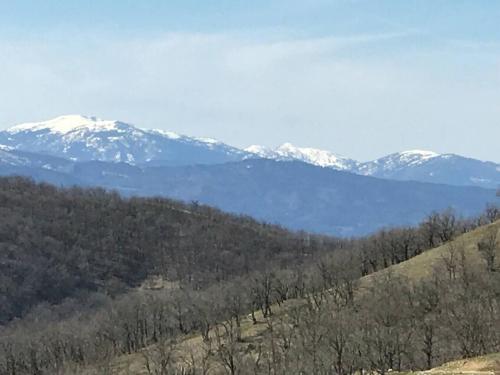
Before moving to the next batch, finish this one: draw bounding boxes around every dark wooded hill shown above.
[0,176,340,324]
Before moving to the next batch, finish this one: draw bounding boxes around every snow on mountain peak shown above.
[399,149,440,159]
[194,136,220,145]
[0,114,498,189]
[0,115,252,166]
[149,128,182,140]
[8,115,122,134]
[357,149,442,175]
[246,142,356,170]
[391,149,441,166]
[245,145,275,158]
[246,143,450,175]
[276,143,350,168]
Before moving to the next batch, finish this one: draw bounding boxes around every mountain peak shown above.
[246,142,357,170]
[385,149,441,166]
[357,149,443,176]
[0,115,250,166]
[277,142,296,150]
[399,149,440,158]
[8,115,125,134]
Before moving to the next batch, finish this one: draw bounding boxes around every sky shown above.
[0,0,499,162]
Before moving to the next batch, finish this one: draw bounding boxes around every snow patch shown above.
[8,115,122,134]
[399,149,440,161]
[245,145,277,158]
[194,137,220,145]
[246,143,356,170]
[150,129,182,140]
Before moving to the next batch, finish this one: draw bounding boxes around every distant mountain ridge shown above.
[248,144,499,189]
[0,147,496,235]
[245,143,358,171]
[357,150,500,188]
[0,115,250,166]
[0,115,498,189]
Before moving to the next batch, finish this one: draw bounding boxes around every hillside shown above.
[0,156,497,236]
[0,176,342,324]
[0,115,497,237]
[422,352,500,375]
[0,178,497,374]
[77,221,500,375]
[360,219,500,285]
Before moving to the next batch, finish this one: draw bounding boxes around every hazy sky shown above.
[0,0,499,162]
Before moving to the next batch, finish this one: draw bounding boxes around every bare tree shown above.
[478,227,498,272]
[142,338,177,375]
[441,242,459,280]
[484,203,499,223]
[214,319,243,375]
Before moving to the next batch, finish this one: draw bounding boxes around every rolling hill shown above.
[0,175,497,374]
[80,221,500,375]
[0,156,497,236]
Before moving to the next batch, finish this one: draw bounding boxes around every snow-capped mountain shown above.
[245,143,358,170]
[246,145,499,189]
[358,150,441,175]
[0,115,497,235]
[359,150,500,189]
[0,115,250,166]
[0,115,498,189]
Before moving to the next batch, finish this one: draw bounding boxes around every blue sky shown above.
[0,0,499,161]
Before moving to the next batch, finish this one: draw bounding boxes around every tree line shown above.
[0,176,498,374]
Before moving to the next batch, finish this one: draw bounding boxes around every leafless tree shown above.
[478,227,498,272]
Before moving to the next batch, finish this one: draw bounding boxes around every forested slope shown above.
[0,176,340,324]
[0,177,498,375]
[1,157,497,236]
[109,221,500,375]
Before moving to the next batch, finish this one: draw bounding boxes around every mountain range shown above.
[0,115,497,235]
[247,144,500,189]
[1,115,498,189]
[0,115,250,166]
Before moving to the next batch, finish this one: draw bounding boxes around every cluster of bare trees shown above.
[0,270,310,374]
[352,207,498,276]
[3,177,495,326]
[1,224,498,374]
[0,177,346,324]
[134,234,499,375]
[0,177,498,374]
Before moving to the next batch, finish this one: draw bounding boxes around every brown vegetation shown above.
[0,177,498,374]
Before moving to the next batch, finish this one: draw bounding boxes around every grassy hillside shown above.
[360,220,500,285]
[423,352,500,374]
[1,177,497,374]
[79,221,500,375]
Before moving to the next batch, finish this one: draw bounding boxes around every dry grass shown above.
[419,352,500,375]
[83,221,500,374]
[360,221,500,288]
